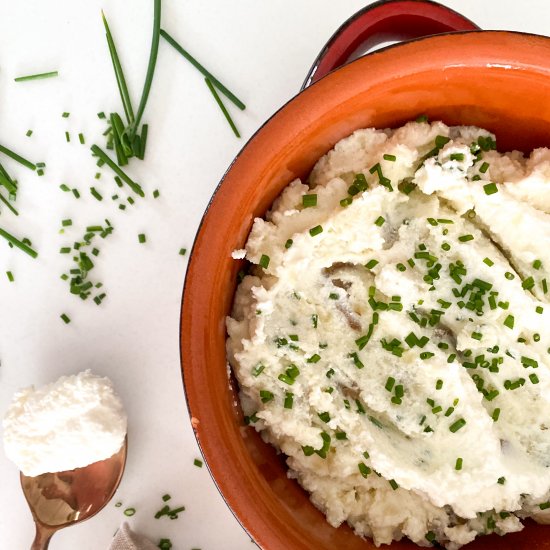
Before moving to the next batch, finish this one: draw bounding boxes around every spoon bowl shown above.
[20,437,127,550]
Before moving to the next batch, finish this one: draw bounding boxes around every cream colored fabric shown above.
[109,522,158,550]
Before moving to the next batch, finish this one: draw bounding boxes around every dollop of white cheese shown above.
[2,370,127,476]
[227,122,550,549]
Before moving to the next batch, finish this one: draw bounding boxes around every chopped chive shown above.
[179,248,187,256]
[259,254,270,268]
[90,187,103,201]
[483,257,494,267]
[78,133,85,144]
[385,377,395,392]
[71,188,80,198]
[436,379,443,390]
[123,507,136,517]
[302,194,317,208]
[388,479,399,490]
[15,70,59,82]
[483,183,498,195]
[193,459,203,468]
[374,216,385,227]
[26,130,33,137]
[383,154,396,162]
[365,259,378,269]
[450,153,465,161]
[153,189,160,198]
[60,313,71,324]
[539,502,550,510]
[503,315,514,329]
[536,306,543,314]
[138,233,146,244]
[455,457,463,470]
[6,271,14,282]
[492,408,500,421]
[449,418,466,433]
[309,225,323,237]
[60,247,71,254]
[62,219,72,227]
[416,114,429,123]
[284,239,293,249]
[458,234,474,242]
[62,112,70,118]
[65,131,71,142]
[479,161,489,173]
[284,391,294,409]
[522,276,535,290]
[529,373,540,384]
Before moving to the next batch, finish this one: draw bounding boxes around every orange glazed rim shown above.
[181,31,550,550]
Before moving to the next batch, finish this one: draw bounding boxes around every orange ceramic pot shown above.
[181,2,550,548]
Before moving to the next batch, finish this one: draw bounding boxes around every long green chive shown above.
[14,70,58,82]
[259,254,270,269]
[0,227,38,258]
[449,418,466,432]
[160,29,245,110]
[90,145,144,196]
[60,313,71,324]
[302,194,317,208]
[483,183,498,195]
[102,11,135,124]
[0,144,36,171]
[205,77,240,138]
[130,0,161,135]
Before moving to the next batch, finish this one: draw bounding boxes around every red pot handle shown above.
[302,0,480,89]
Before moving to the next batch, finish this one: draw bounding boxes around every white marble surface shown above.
[0,1,548,548]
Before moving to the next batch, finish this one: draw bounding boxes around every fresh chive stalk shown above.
[14,71,59,82]
[205,77,240,138]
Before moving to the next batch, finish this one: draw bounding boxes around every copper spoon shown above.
[20,437,127,550]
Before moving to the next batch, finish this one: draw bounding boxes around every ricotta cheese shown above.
[227,122,550,548]
[3,370,127,476]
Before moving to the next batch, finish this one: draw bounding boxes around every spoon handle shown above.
[31,524,55,550]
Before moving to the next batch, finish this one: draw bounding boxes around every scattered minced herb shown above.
[158,539,173,550]
[193,458,203,468]
[6,271,14,282]
[14,70,59,82]
[155,500,185,520]
[179,248,187,256]
[60,221,113,303]
[26,129,33,137]
[124,507,136,517]
[138,233,147,244]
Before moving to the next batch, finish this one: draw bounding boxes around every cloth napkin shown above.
[110,522,159,550]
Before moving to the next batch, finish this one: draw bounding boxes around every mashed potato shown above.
[226,121,550,548]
